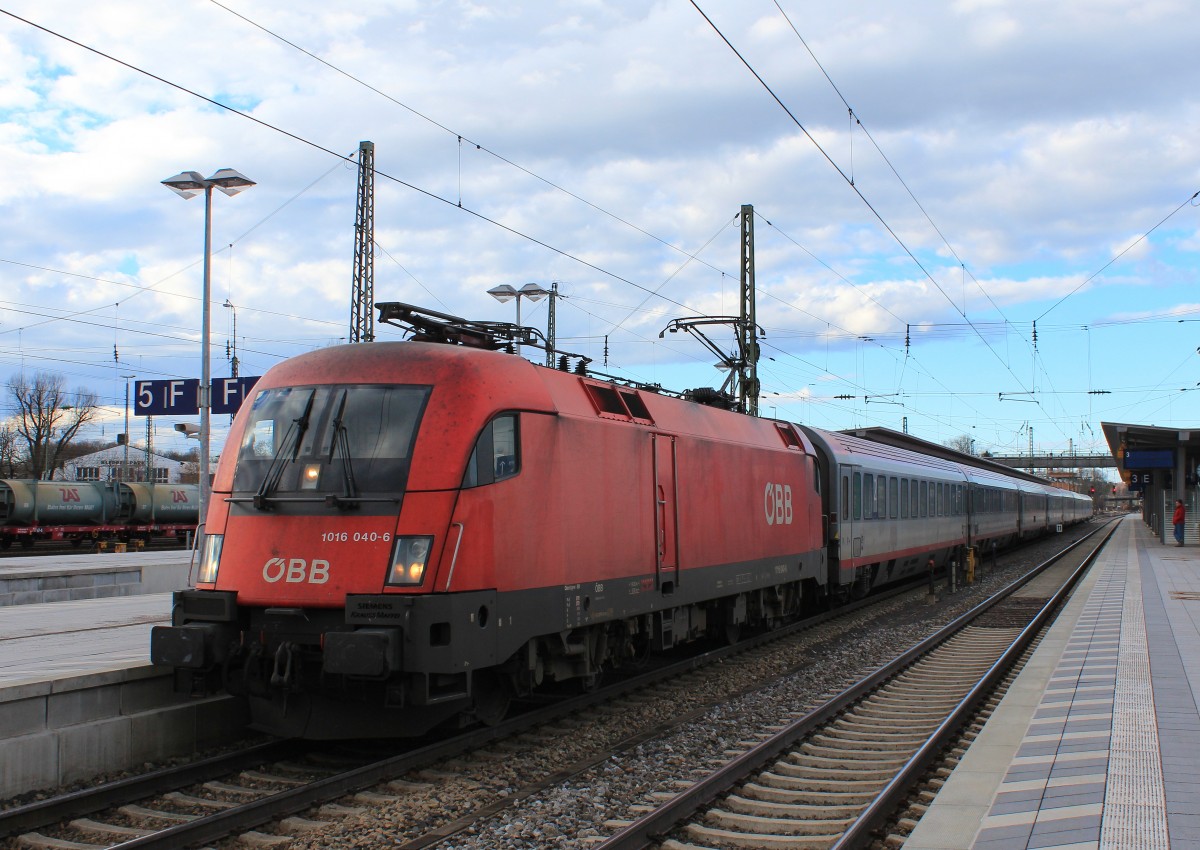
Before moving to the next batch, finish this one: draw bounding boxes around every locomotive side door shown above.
[652,434,679,591]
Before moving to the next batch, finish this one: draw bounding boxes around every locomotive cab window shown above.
[232,384,429,498]
[462,414,520,488]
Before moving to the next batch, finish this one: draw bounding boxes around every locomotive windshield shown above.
[232,385,430,498]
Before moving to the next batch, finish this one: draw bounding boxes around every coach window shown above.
[853,472,862,521]
[462,413,520,488]
[936,482,943,516]
[864,473,875,518]
[900,479,909,518]
[889,477,899,519]
[876,476,887,519]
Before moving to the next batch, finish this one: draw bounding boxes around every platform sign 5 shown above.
[134,377,261,416]
[212,376,260,415]
[135,379,200,416]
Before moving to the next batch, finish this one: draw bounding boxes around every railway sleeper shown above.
[893,669,993,684]
[796,745,912,766]
[674,828,839,850]
[117,804,199,824]
[777,759,899,781]
[755,773,885,795]
[279,816,333,833]
[701,808,856,836]
[163,791,238,809]
[855,694,961,710]
[825,723,932,742]
[238,831,293,846]
[203,780,265,798]
[239,769,310,786]
[740,783,878,807]
[849,704,948,721]
[721,794,862,821]
[17,834,104,850]
[813,728,926,745]
[69,819,155,839]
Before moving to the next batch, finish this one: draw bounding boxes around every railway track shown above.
[0,572,925,850]
[0,524,1106,850]
[592,519,1117,850]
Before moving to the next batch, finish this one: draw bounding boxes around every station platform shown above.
[905,515,1200,849]
[0,592,170,688]
[0,589,247,799]
[0,549,192,605]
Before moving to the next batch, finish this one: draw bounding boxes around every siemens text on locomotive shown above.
[150,304,1092,738]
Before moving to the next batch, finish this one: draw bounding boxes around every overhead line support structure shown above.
[658,204,763,415]
[351,140,376,344]
[740,204,759,416]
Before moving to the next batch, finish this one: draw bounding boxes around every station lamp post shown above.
[486,282,550,328]
[162,168,255,541]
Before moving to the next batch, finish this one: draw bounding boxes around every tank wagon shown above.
[151,303,1092,739]
[0,479,199,548]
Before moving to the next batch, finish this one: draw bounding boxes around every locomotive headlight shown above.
[196,533,224,585]
[386,536,433,587]
[300,463,321,490]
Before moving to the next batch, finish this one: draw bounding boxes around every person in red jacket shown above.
[1173,499,1185,546]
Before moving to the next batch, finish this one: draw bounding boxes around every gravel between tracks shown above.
[270,523,1101,850]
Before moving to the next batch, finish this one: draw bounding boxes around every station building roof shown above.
[1101,421,1200,477]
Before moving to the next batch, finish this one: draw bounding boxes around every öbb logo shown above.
[764,482,793,526]
[262,558,331,584]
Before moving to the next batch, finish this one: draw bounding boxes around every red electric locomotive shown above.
[152,305,828,737]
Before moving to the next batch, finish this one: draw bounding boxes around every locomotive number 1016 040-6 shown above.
[320,531,393,543]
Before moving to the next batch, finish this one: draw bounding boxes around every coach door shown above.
[839,464,863,565]
[653,434,679,592]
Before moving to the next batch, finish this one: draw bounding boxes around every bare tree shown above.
[944,434,976,455]
[0,421,22,477]
[9,372,100,479]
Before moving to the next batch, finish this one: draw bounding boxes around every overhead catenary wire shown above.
[687,0,1080,442]
[0,4,1180,451]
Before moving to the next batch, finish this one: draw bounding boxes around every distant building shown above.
[53,445,188,484]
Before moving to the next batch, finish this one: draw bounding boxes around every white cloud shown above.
[0,0,1196,451]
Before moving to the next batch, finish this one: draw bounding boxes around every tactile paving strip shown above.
[970,523,1168,850]
[1098,529,1168,849]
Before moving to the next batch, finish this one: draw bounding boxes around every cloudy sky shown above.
[2,0,1198,465]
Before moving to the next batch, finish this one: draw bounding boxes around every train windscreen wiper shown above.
[253,389,316,510]
[324,389,360,510]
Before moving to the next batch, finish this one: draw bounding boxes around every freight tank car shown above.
[0,479,199,547]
